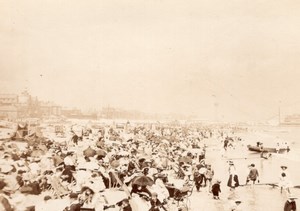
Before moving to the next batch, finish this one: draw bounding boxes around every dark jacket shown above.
[284,200,296,211]
[211,183,221,196]
[227,175,239,188]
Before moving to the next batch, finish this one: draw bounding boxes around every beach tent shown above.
[11,123,28,140]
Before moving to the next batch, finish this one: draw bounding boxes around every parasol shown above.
[96,149,107,157]
[31,149,45,157]
[160,139,169,145]
[132,175,154,186]
[110,160,120,168]
[138,158,146,163]
[178,156,192,163]
[83,146,96,157]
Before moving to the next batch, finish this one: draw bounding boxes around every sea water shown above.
[200,125,300,211]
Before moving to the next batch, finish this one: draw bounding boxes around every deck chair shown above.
[49,176,69,198]
[173,165,185,179]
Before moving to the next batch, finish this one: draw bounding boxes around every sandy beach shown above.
[0,121,300,211]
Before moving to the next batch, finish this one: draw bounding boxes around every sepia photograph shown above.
[1,0,300,210]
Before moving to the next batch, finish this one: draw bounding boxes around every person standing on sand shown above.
[227,173,239,190]
[279,173,291,194]
[227,161,239,200]
[211,180,221,199]
[284,196,297,211]
[224,138,229,151]
[246,164,259,187]
[205,164,214,191]
[279,165,292,194]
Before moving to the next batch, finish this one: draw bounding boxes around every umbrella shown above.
[83,146,96,157]
[178,156,192,163]
[132,175,154,186]
[138,155,152,162]
[110,160,120,168]
[139,158,146,163]
[160,139,169,145]
[96,149,107,157]
[31,149,45,157]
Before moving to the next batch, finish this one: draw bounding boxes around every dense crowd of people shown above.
[0,122,297,211]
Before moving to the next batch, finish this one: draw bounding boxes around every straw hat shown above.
[288,195,298,199]
[0,165,13,174]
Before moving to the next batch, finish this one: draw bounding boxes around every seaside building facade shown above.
[0,91,62,120]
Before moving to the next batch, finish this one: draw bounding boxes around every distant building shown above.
[0,91,64,119]
[0,94,19,120]
[40,101,62,116]
[0,94,18,105]
[52,106,62,116]
[283,114,300,125]
[18,91,31,106]
[0,105,18,120]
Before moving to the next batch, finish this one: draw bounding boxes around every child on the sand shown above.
[279,173,291,194]
[211,180,221,199]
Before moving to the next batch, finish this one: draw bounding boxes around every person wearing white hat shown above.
[227,161,240,200]
[279,172,292,194]
[228,161,236,175]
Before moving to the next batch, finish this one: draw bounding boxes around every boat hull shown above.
[247,145,288,153]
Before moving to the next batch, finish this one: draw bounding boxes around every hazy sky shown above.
[1,0,300,122]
